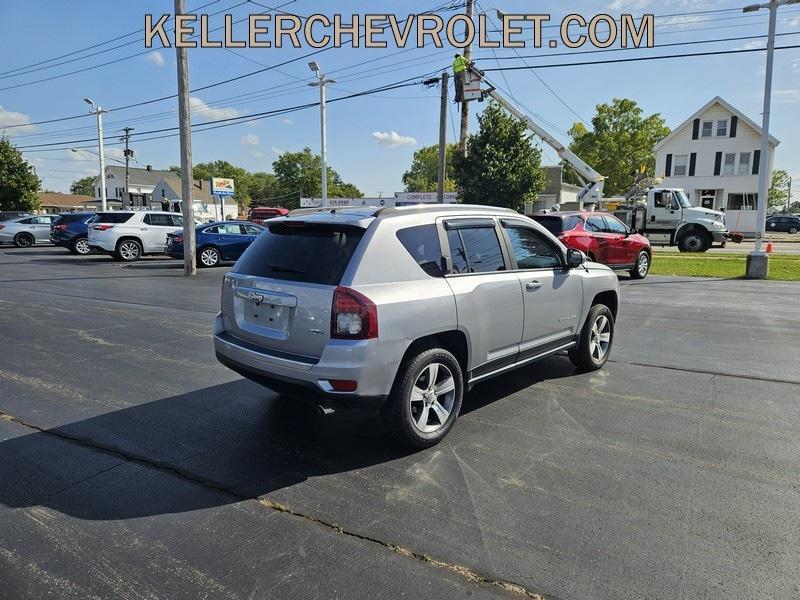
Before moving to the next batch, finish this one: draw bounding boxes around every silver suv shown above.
[214,204,620,447]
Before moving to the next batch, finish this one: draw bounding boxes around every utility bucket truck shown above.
[462,64,729,252]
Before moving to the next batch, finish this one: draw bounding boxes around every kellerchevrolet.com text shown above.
[145,13,655,50]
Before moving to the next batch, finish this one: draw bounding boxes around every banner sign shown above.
[211,177,235,196]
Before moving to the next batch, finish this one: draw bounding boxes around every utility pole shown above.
[175,0,196,276]
[84,98,107,212]
[787,176,792,213]
[742,0,798,278]
[458,0,474,155]
[121,127,134,209]
[438,72,449,203]
[308,61,335,208]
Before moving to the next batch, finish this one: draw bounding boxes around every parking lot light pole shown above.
[743,0,799,278]
[84,98,107,212]
[308,62,335,208]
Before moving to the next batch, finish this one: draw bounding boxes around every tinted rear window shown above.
[56,213,92,224]
[397,225,442,277]
[235,223,364,285]
[91,212,134,224]
[532,216,564,234]
[447,227,505,274]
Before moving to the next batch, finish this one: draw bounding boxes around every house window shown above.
[673,154,688,176]
[727,193,758,210]
[716,119,728,137]
[738,153,751,176]
[722,153,736,176]
[701,121,714,138]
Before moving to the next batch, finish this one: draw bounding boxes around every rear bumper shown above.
[213,313,399,407]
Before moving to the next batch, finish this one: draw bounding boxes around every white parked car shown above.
[0,215,57,247]
[88,211,184,261]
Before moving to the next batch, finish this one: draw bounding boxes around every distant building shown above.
[151,175,234,221]
[36,192,95,214]
[525,165,585,214]
[92,165,174,208]
[654,96,779,235]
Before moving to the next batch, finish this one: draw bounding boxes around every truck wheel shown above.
[569,304,614,372]
[383,348,463,449]
[678,230,710,253]
[630,251,650,279]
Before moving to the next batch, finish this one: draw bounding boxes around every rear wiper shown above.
[267,264,305,274]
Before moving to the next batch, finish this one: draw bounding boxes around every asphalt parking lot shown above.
[1,245,799,600]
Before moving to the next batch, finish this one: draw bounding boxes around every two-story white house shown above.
[654,96,779,236]
[92,165,174,208]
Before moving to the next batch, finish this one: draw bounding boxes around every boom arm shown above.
[469,66,605,202]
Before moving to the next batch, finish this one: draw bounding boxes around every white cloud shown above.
[250,150,265,158]
[146,51,165,67]
[774,90,800,103]
[189,97,241,122]
[736,40,764,51]
[280,118,293,125]
[789,16,800,27]
[609,0,650,10]
[0,105,37,136]
[240,133,260,146]
[271,147,285,156]
[371,130,417,148]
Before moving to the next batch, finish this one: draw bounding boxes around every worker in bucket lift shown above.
[453,53,470,102]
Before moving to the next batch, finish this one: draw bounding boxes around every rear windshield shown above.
[234,223,364,285]
[56,213,92,224]
[91,212,134,224]
[532,215,580,234]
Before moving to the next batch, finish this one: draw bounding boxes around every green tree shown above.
[769,169,791,208]
[246,172,284,207]
[272,147,362,208]
[453,102,546,211]
[566,99,670,196]
[70,175,95,196]
[402,144,458,192]
[0,138,40,212]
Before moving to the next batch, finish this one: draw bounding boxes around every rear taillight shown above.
[93,224,114,231]
[329,379,358,392]
[55,224,68,231]
[0,225,5,230]
[173,236,184,243]
[331,286,378,340]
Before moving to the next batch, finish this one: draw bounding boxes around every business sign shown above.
[300,197,386,208]
[211,177,235,196]
[394,192,457,204]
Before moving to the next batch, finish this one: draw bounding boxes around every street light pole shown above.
[743,0,799,278]
[308,62,335,208]
[84,98,107,212]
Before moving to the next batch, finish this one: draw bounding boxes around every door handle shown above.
[525,281,543,291]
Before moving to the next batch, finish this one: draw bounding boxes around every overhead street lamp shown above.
[308,61,335,208]
[84,98,108,212]
[742,0,799,278]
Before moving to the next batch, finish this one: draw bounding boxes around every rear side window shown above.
[144,214,175,227]
[396,225,442,277]
[235,223,364,286]
[532,216,564,235]
[446,227,505,274]
[585,215,606,233]
[92,213,133,224]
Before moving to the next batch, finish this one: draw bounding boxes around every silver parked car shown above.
[214,204,620,448]
[0,214,57,247]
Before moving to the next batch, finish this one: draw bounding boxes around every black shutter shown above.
[689,153,697,177]
[692,119,700,140]
[730,116,738,138]
[664,154,673,177]
[714,152,722,176]
[753,150,761,175]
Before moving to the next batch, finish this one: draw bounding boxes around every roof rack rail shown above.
[373,204,518,218]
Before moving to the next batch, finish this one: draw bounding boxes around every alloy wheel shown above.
[16,234,33,248]
[589,315,611,362]
[637,253,649,277]
[200,248,219,267]
[409,363,456,434]
[74,238,90,255]
[119,241,140,261]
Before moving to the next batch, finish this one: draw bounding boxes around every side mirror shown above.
[566,248,586,268]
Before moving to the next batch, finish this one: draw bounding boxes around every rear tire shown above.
[71,237,91,255]
[383,348,463,449]
[13,233,34,248]
[114,238,142,262]
[678,230,710,253]
[198,246,221,268]
[789,227,798,235]
[569,304,614,372]
[629,251,650,279]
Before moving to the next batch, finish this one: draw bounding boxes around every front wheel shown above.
[678,230,710,253]
[569,304,615,372]
[383,348,463,449]
[630,251,650,279]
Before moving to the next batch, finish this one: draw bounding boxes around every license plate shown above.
[244,300,289,332]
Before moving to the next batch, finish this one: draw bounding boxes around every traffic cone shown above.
[766,241,773,253]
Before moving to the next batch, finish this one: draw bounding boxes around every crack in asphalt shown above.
[0,410,550,600]
[608,359,800,386]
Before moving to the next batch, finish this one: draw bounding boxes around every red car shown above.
[248,207,289,224]
[531,211,652,279]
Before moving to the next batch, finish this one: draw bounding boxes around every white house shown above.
[654,96,779,236]
[151,175,235,221]
[92,165,174,208]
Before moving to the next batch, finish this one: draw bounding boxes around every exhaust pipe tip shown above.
[317,405,335,416]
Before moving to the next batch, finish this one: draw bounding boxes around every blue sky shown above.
[0,0,798,201]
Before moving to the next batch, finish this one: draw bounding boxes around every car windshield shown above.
[675,190,692,209]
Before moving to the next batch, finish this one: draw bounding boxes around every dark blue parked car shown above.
[165,221,266,267]
[49,211,96,255]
